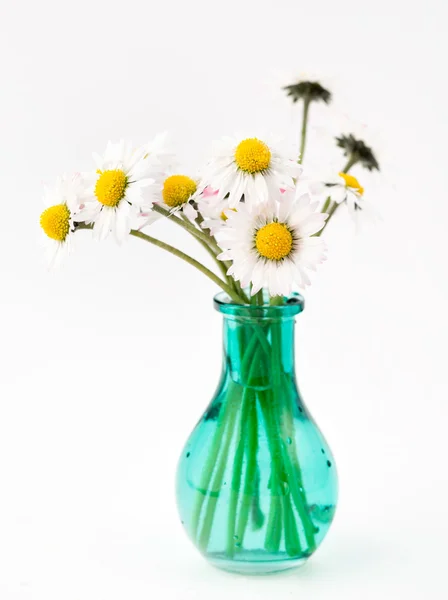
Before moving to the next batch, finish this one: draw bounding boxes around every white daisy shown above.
[76,140,162,242]
[137,172,200,230]
[327,172,374,217]
[39,174,84,267]
[218,189,327,297]
[200,135,301,209]
[196,186,233,236]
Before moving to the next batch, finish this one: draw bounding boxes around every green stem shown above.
[198,392,241,552]
[299,96,311,164]
[129,230,245,304]
[283,493,302,556]
[269,322,315,553]
[226,388,251,557]
[152,204,216,248]
[342,155,358,173]
[226,343,262,557]
[279,374,317,553]
[264,490,282,553]
[321,196,331,214]
[255,290,264,306]
[315,200,338,237]
[234,392,258,549]
[180,214,230,282]
[190,385,239,539]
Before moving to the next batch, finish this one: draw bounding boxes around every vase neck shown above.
[221,313,298,388]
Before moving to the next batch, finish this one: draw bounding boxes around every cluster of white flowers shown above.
[39,133,370,297]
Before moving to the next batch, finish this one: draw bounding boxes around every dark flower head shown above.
[336,134,380,171]
[283,81,331,104]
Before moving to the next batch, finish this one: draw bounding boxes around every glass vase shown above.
[176,293,338,575]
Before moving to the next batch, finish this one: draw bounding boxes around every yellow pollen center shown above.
[339,172,364,195]
[234,138,272,174]
[40,204,71,241]
[255,222,293,261]
[162,175,197,208]
[95,169,128,207]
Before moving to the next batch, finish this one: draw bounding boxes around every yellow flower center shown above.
[234,138,272,174]
[95,169,128,207]
[339,172,364,195]
[40,204,71,241]
[255,222,293,261]
[162,175,197,208]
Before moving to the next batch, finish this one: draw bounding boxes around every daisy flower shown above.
[200,136,301,208]
[326,172,375,218]
[196,187,234,236]
[39,174,83,267]
[218,189,327,297]
[159,173,199,221]
[137,172,200,231]
[76,139,162,242]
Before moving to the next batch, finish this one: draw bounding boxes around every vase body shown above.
[176,293,338,575]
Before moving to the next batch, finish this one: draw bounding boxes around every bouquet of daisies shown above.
[39,80,379,305]
[39,78,380,566]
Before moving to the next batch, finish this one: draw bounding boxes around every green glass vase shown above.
[176,293,338,575]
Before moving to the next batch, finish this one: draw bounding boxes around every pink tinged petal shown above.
[202,186,219,198]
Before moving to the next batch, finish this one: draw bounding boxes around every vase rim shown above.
[214,291,304,319]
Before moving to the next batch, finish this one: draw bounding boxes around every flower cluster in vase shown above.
[39,77,379,304]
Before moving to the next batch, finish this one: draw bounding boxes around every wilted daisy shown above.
[336,134,380,172]
[283,77,332,105]
[201,136,301,208]
[76,140,161,242]
[218,190,327,296]
[39,174,83,267]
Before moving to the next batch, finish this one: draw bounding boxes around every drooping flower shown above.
[283,79,332,105]
[76,140,162,242]
[336,134,380,172]
[217,189,327,296]
[39,174,83,267]
[200,136,301,208]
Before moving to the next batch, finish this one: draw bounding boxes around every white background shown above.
[1,0,447,598]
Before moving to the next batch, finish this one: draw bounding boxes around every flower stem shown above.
[342,155,358,173]
[315,201,338,237]
[299,96,311,164]
[198,392,242,552]
[152,204,216,248]
[129,230,245,304]
[180,214,230,281]
[234,392,258,549]
[321,196,331,214]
